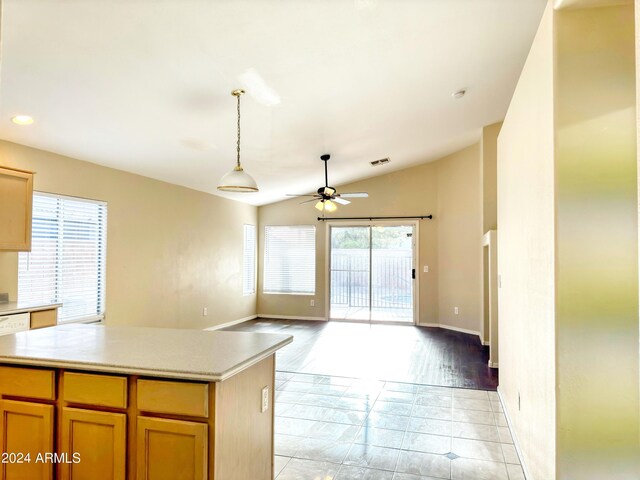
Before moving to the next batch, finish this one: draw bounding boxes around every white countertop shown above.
[0,302,62,316]
[0,324,292,381]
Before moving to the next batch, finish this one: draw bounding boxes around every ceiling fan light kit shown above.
[287,154,369,212]
[217,89,259,193]
[315,199,337,213]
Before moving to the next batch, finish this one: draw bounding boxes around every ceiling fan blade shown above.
[286,194,318,197]
[336,192,369,198]
[300,198,319,205]
[333,197,351,205]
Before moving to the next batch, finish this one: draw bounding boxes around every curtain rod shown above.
[317,215,433,221]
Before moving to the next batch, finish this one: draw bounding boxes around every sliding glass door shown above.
[329,223,416,323]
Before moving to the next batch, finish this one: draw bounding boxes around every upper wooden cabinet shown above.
[0,166,34,251]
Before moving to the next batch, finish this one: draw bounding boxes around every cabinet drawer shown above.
[30,309,57,329]
[0,366,55,400]
[137,379,208,417]
[63,372,128,408]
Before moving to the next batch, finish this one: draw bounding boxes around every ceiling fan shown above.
[287,154,369,212]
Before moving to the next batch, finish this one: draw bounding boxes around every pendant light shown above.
[217,89,259,192]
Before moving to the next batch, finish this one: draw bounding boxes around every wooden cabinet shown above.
[0,166,33,251]
[136,417,207,480]
[0,366,56,400]
[63,372,127,409]
[0,399,54,480]
[59,408,126,480]
[29,309,58,330]
[0,355,275,480]
[137,379,208,417]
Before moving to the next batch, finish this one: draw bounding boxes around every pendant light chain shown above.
[217,88,257,192]
[236,92,241,168]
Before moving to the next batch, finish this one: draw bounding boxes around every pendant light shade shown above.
[218,166,258,192]
[218,89,259,193]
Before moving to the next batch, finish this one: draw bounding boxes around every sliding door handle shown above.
[412,268,416,279]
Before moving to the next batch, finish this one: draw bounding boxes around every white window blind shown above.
[243,224,256,295]
[264,225,315,295]
[18,192,107,323]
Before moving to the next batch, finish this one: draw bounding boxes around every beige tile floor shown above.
[274,372,525,480]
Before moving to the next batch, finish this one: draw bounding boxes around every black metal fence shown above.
[330,249,413,309]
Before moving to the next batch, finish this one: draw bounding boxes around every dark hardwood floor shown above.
[225,319,498,391]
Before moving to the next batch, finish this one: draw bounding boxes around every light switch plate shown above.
[423,266,429,273]
[261,386,269,413]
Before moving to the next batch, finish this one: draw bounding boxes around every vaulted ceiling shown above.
[0,0,546,205]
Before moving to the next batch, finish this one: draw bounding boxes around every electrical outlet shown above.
[261,386,269,413]
[454,307,459,315]
[423,265,429,273]
[310,299,315,307]
[203,307,208,316]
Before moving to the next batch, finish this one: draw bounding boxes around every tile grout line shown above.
[275,375,516,479]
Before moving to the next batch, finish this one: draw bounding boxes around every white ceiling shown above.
[0,0,546,205]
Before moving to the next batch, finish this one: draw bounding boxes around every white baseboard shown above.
[419,322,483,342]
[482,340,491,346]
[204,314,258,331]
[257,314,327,322]
[488,361,499,368]
[497,387,531,480]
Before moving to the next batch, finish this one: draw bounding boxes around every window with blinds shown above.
[243,224,256,295]
[18,192,107,323]
[263,225,315,295]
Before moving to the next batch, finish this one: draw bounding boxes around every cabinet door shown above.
[0,399,54,480]
[137,417,207,480]
[0,167,33,251]
[59,408,126,480]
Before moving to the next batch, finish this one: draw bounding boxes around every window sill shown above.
[262,292,315,296]
[58,314,104,326]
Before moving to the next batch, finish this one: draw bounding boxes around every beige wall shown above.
[0,140,257,329]
[435,143,483,332]
[554,4,638,478]
[497,3,556,479]
[498,2,639,479]
[258,143,484,335]
[481,122,501,233]
[480,122,501,343]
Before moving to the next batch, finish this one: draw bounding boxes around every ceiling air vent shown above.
[370,158,390,167]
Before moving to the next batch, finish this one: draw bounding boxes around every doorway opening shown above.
[328,222,417,324]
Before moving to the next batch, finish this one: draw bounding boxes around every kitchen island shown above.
[0,324,292,480]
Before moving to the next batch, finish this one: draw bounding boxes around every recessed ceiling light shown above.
[452,90,466,99]
[11,115,34,125]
